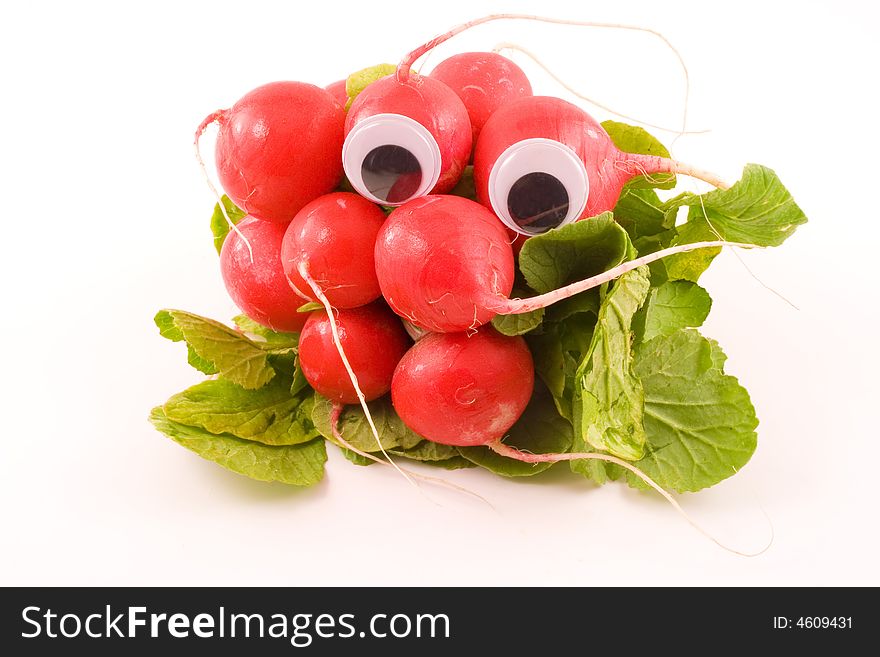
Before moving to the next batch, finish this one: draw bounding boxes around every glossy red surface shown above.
[216,81,345,223]
[220,216,309,333]
[282,192,386,309]
[392,328,534,446]
[299,302,411,404]
[374,195,514,333]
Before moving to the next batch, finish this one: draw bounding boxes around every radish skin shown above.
[429,52,532,144]
[373,194,743,332]
[298,302,411,405]
[325,79,348,108]
[474,96,728,223]
[282,192,386,309]
[374,196,514,333]
[220,217,310,334]
[391,329,534,446]
[203,82,345,223]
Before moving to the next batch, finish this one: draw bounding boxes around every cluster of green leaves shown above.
[485,122,807,492]
[153,120,805,493]
[151,307,573,483]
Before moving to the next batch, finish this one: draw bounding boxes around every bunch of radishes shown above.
[205,16,740,459]
[154,14,806,527]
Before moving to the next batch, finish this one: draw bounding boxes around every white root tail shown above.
[488,440,773,557]
[194,112,253,262]
[398,13,694,134]
[329,403,494,507]
[297,261,415,488]
[495,240,757,315]
[491,41,709,137]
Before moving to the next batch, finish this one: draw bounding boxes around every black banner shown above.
[0,587,868,654]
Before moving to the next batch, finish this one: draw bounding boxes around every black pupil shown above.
[507,172,570,234]
[361,145,422,204]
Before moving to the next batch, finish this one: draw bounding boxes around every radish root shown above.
[490,41,709,137]
[329,403,494,508]
[493,240,756,315]
[487,440,773,557]
[297,261,415,489]
[194,111,253,262]
[397,13,694,134]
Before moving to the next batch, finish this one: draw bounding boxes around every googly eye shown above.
[342,113,442,205]
[486,138,589,236]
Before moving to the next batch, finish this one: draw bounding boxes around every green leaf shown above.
[459,383,573,476]
[297,302,323,314]
[155,310,276,389]
[210,195,247,254]
[345,63,397,108]
[634,280,712,342]
[518,212,629,294]
[449,165,477,201]
[544,289,600,324]
[527,312,597,421]
[149,407,326,486]
[602,120,675,190]
[419,456,476,470]
[571,268,651,463]
[311,395,424,452]
[491,302,544,336]
[390,440,461,462]
[654,219,721,282]
[163,377,319,446]
[233,315,300,349]
[669,164,807,247]
[630,330,758,492]
[613,187,673,243]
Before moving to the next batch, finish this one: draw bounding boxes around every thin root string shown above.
[397,13,692,135]
[194,111,253,262]
[666,159,731,190]
[491,41,709,137]
[329,403,495,509]
[694,187,800,310]
[487,440,772,557]
[298,261,415,489]
[496,240,759,315]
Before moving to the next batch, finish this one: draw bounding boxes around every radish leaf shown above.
[630,329,758,492]
[210,195,246,254]
[633,281,712,342]
[155,310,276,389]
[149,407,326,486]
[571,267,651,463]
[518,212,629,293]
[311,394,423,452]
[163,376,319,446]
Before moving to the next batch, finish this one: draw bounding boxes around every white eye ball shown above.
[487,138,589,235]
[342,113,442,205]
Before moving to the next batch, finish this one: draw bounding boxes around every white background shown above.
[2,0,877,586]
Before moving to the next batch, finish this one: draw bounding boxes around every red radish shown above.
[429,51,532,144]
[473,96,727,235]
[374,195,514,333]
[282,192,386,309]
[392,328,534,446]
[197,82,345,223]
[375,194,737,333]
[342,74,472,205]
[298,302,410,404]
[220,216,309,334]
[325,79,348,108]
